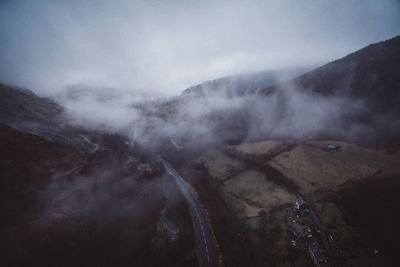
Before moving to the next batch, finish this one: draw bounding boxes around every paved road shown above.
[159,157,219,267]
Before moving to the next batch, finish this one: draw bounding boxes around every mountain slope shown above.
[182,68,311,97]
[142,36,400,145]
[0,85,196,267]
[262,36,400,114]
[0,84,63,126]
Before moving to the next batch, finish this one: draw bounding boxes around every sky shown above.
[0,0,399,96]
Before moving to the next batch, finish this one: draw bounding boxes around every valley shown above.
[1,35,400,266]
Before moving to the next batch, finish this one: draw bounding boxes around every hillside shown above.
[182,67,311,97]
[262,36,400,113]
[141,36,400,146]
[1,36,400,266]
[0,84,63,127]
[0,85,197,267]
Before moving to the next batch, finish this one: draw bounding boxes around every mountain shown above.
[0,84,196,267]
[0,84,63,127]
[182,67,312,97]
[186,37,400,266]
[162,36,400,145]
[1,36,400,266]
[262,36,400,114]
[182,34,400,114]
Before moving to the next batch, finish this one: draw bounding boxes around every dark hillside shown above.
[182,68,311,97]
[0,84,63,126]
[263,36,400,114]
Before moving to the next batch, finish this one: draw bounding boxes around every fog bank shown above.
[1,0,399,96]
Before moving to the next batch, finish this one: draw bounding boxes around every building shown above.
[324,144,340,153]
[294,197,310,213]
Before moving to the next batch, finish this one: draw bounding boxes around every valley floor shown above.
[184,139,400,266]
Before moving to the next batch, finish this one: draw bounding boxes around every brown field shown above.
[269,141,400,196]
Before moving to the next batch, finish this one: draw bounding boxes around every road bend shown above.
[159,157,219,267]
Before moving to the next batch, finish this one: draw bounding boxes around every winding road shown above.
[159,157,219,267]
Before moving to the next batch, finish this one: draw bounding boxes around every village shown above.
[288,197,333,267]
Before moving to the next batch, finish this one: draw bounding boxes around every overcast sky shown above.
[0,0,399,96]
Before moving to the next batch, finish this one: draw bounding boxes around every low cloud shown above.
[1,0,399,96]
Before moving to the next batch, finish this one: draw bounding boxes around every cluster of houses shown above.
[289,197,331,267]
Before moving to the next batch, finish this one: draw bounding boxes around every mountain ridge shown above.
[261,36,400,113]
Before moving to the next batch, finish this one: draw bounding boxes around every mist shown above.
[1,0,400,96]
[1,1,398,148]
[1,2,400,266]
